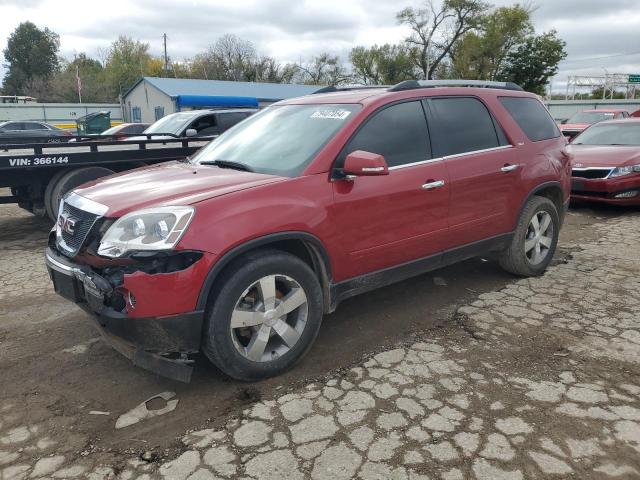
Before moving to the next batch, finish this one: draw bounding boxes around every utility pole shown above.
[163,33,169,76]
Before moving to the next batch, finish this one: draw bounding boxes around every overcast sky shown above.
[1,0,639,93]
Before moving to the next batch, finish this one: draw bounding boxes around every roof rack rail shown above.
[312,85,388,94]
[388,79,523,92]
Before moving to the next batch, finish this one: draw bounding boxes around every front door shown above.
[331,100,450,278]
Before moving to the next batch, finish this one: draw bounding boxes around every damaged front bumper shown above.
[45,247,205,382]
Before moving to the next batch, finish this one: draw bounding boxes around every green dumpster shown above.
[76,111,111,135]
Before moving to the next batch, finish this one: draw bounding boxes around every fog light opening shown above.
[614,190,639,199]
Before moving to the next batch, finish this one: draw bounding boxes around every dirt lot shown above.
[1,192,639,479]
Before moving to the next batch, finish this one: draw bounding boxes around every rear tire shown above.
[499,196,559,277]
[202,249,323,381]
[49,167,114,220]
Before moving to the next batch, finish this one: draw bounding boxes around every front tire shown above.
[202,250,323,381]
[499,196,559,277]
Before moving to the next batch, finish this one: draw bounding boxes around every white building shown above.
[122,77,322,124]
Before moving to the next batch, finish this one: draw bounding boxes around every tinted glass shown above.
[499,97,560,142]
[193,104,360,177]
[429,97,500,157]
[24,122,47,130]
[338,101,430,168]
[218,112,251,130]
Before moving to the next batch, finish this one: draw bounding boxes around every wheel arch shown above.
[196,232,334,313]
[516,181,565,228]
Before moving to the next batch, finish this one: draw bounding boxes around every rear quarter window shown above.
[499,97,560,142]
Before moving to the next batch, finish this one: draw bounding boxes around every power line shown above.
[560,50,640,64]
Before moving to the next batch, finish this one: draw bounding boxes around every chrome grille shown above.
[56,201,99,257]
[571,168,612,179]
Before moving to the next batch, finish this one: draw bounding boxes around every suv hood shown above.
[567,145,640,168]
[73,161,285,217]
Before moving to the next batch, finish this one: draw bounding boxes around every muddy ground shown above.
[0,191,637,474]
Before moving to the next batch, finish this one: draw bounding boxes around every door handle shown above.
[501,164,519,173]
[421,180,445,190]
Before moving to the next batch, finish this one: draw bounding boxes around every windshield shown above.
[567,111,615,124]
[144,112,195,135]
[192,104,361,176]
[573,123,640,145]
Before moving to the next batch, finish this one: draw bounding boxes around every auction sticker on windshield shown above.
[311,109,352,120]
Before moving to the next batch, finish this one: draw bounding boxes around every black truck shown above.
[0,135,212,221]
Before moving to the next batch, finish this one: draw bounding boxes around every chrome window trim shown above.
[65,191,109,216]
[388,145,514,171]
[388,157,443,170]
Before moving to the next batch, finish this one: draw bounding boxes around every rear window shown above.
[429,97,505,157]
[499,97,560,142]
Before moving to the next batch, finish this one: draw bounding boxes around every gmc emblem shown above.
[58,213,79,235]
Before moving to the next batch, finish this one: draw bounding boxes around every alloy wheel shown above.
[524,211,554,265]
[229,274,308,362]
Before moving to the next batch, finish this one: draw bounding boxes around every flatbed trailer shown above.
[0,134,213,220]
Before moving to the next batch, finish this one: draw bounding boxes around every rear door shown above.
[426,96,520,247]
[331,100,450,277]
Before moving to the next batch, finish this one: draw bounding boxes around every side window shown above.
[498,97,560,142]
[428,97,502,157]
[154,106,165,121]
[218,112,249,131]
[337,101,431,168]
[24,122,47,130]
[192,114,218,135]
[4,122,22,130]
[132,107,142,123]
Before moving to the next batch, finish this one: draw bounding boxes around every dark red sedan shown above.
[569,118,640,205]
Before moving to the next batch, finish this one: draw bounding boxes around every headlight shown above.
[609,165,640,178]
[97,206,194,258]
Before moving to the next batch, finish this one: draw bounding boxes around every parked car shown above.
[569,118,640,205]
[45,80,570,382]
[0,121,73,144]
[101,123,150,139]
[133,109,257,140]
[631,109,640,118]
[559,109,629,139]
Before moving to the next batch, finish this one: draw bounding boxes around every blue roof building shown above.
[122,77,322,124]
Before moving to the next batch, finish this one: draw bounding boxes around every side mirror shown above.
[185,128,197,137]
[343,150,389,177]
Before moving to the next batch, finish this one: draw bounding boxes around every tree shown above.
[103,36,153,97]
[500,30,566,95]
[296,53,350,85]
[451,4,533,80]
[350,44,416,85]
[397,0,489,80]
[190,35,297,83]
[46,54,112,102]
[2,21,60,95]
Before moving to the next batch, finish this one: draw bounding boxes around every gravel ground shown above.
[1,197,639,479]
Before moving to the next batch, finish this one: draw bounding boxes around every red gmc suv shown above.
[45,80,570,382]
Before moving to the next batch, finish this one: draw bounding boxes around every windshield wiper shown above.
[199,159,254,172]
